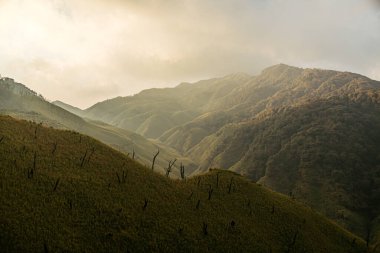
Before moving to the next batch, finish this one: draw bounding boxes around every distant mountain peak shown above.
[261,63,303,75]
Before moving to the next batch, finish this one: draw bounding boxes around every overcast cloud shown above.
[0,0,379,108]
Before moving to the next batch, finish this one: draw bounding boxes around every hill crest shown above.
[0,115,367,252]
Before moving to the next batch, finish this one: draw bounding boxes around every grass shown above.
[0,115,368,252]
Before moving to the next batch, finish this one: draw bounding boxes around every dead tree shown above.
[180,163,185,180]
[208,186,214,200]
[116,170,128,184]
[202,222,208,235]
[67,199,73,210]
[143,198,148,211]
[132,149,135,160]
[196,199,201,209]
[116,172,121,184]
[228,220,236,233]
[228,177,234,194]
[216,173,219,188]
[122,170,127,182]
[0,136,4,143]
[80,149,88,167]
[86,147,95,164]
[151,149,160,171]
[33,152,37,171]
[366,221,371,249]
[53,178,60,192]
[44,242,49,253]
[166,159,177,177]
[27,168,34,179]
[34,125,38,139]
[51,142,58,155]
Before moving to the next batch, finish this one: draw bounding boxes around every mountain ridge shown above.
[70,64,380,244]
[3,64,380,245]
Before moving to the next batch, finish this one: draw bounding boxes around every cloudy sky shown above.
[0,0,379,108]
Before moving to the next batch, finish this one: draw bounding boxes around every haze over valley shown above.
[1,0,380,252]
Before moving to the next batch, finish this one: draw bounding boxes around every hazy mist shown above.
[0,0,379,108]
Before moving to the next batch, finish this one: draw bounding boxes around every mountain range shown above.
[1,64,380,250]
[52,64,380,244]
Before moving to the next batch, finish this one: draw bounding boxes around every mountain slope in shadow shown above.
[72,64,380,244]
[0,115,367,252]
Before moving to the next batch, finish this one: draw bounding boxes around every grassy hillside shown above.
[0,115,368,252]
[187,98,380,244]
[50,64,380,243]
[0,77,197,175]
[152,65,380,242]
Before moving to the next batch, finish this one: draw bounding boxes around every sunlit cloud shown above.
[0,0,379,108]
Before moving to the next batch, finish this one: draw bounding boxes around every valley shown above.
[1,64,380,251]
[1,0,379,251]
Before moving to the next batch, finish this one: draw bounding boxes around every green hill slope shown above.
[177,66,380,243]
[187,97,380,244]
[56,65,380,243]
[0,115,367,252]
[0,77,197,175]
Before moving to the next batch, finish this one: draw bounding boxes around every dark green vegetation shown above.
[3,64,380,248]
[0,115,367,252]
[191,99,380,245]
[70,65,380,245]
[0,77,197,175]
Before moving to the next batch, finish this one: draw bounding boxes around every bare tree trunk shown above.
[151,149,160,171]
